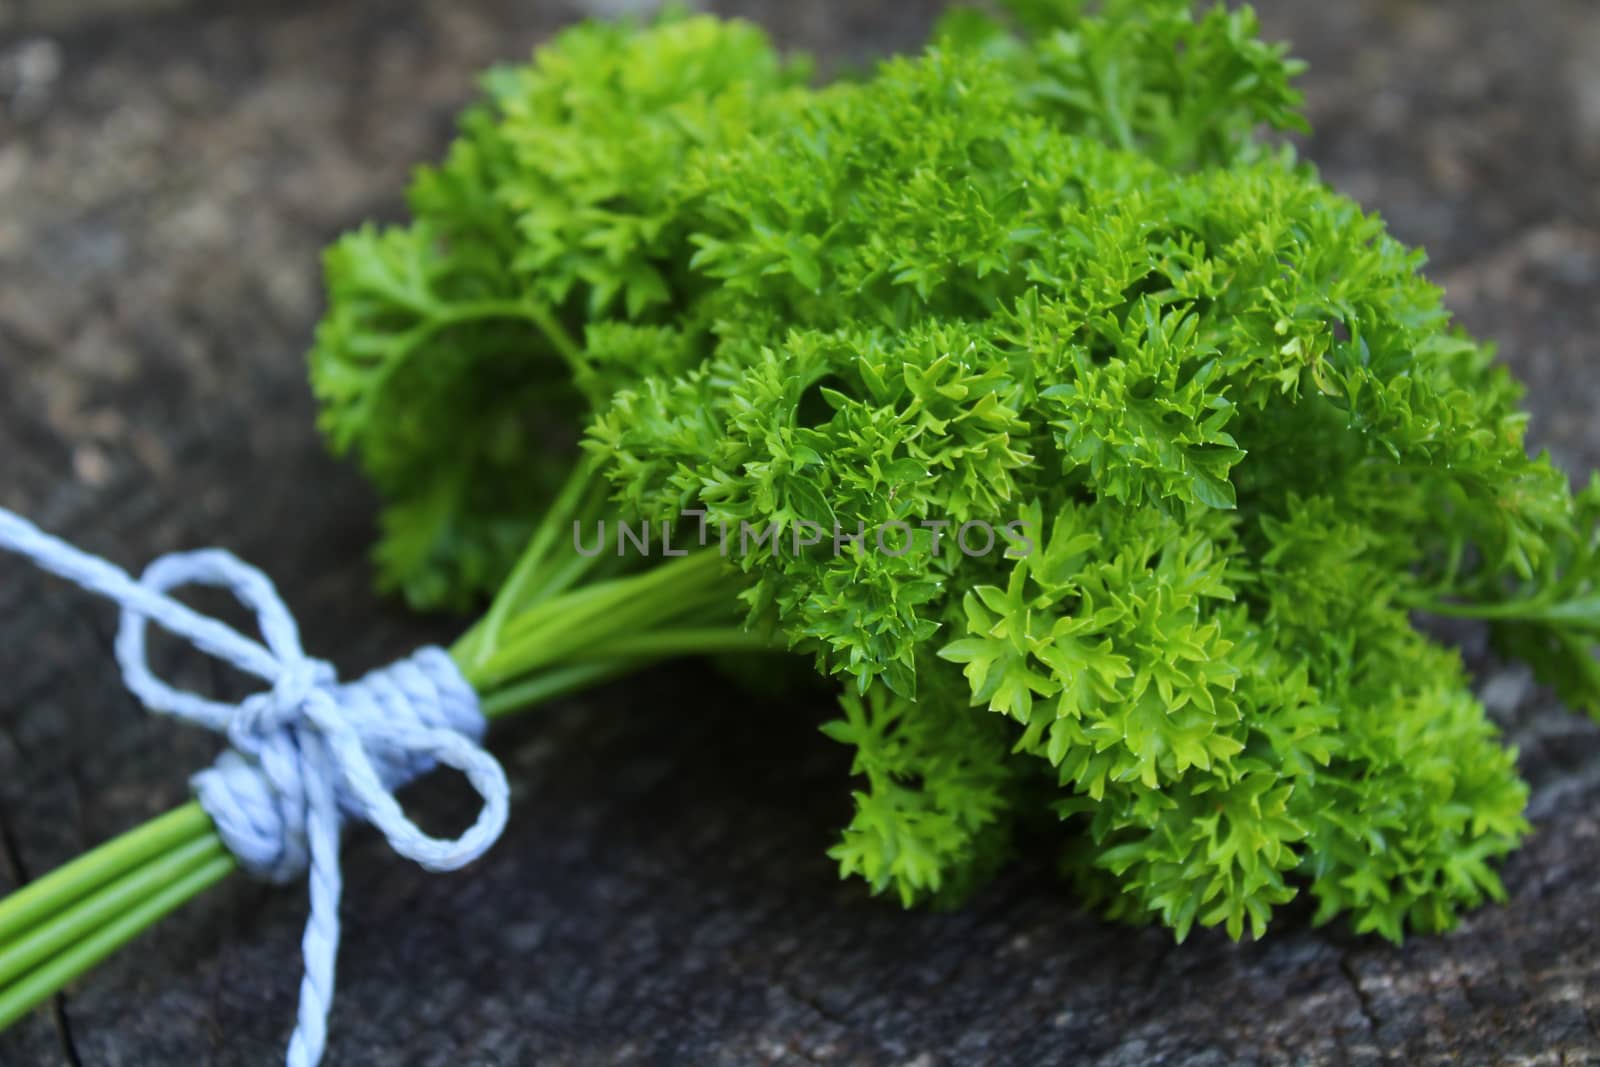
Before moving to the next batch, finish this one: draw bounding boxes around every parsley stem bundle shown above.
[0,810,232,1029]
[0,460,757,1023]
[7,0,1600,1031]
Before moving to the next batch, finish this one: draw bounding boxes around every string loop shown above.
[0,508,508,1067]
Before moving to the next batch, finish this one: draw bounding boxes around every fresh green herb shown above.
[296,0,1600,938]
[7,3,1600,1021]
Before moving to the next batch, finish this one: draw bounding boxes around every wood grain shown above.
[0,2,1597,1063]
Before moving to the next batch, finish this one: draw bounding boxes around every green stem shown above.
[0,541,755,1027]
[0,803,213,949]
[0,856,234,1030]
[499,584,731,676]
[435,299,587,381]
[366,296,589,430]
[461,455,609,670]
[0,836,231,989]
[468,550,735,690]
[517,549,612,612]
[1410,591,1600,627]
[477,627,780,718]
[533,548,729,644]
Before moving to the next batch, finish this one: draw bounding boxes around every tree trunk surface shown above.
[1,1,1597,1064]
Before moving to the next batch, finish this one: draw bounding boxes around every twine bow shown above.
[0,508,509,1067]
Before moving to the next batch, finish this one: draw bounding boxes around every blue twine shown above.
[0,506,509,1067]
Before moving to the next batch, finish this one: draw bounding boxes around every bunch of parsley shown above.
[306,1,1600,943]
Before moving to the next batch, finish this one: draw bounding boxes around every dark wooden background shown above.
[1,1,1598,1063]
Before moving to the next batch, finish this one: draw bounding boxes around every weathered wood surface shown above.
[0,1,1597,1063]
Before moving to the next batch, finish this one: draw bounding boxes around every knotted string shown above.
[0,507,509,1067]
